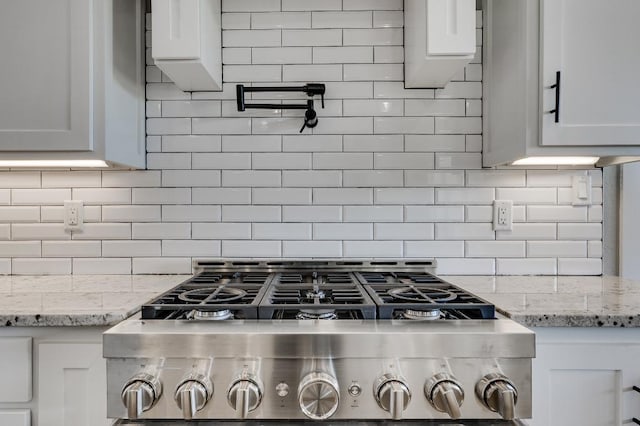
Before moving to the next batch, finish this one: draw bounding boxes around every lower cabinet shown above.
[0,410,30,426]
[530,327,640,426]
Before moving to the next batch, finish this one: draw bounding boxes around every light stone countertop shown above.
[1,274,640,328]
[0,275,189,326]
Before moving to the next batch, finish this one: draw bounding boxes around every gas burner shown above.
[387,285,457,303]
[305,288,326,300]
[296,309,338,320]
[188,309,234,321]
[178,287,248,304]
[400,308,442,321]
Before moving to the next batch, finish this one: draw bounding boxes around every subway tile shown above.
[375,188,435,205]
[283,135,342,152]
[0,207,40,223]
[133,258,192,274]
[0,224,9,239]
[223,135,282,152]
[162,205,222,221]
[466,170,526,187]
[73,258,132,275]
[252,118,305,134]
[11,223,68,241]
[526,171,577,187]
[405,206,464,222]
[192,223,251,240]
[558,223,602,240]
[435,117,482,134]
[221,13,251,29]
[343,241,402,257]
[132,188,191,205]
[252,188,312,204]
[12,189,70,205]
[0,172,40,188]
[146,66,162,82]
[343,0,403,10]
[284,100,343,118]
[312,11,372,28]
[102,171,161,187]
[191,83,239,100]
[282,171,342,187]
[325,82,373,99]
[132,223,191,240]
[222,65,282,82]
[313,223,372,240]
[162,240,221,257]
[558,187,603,205]
[282,0,341,11]
[223,48,252,65]
[374,82,435,99]
[344,28,403,45]
[375,153,434,169]
[405,99,466,116]
[435,82,482,99]
[162,135,222,152]
[497,259,557,275]
[313,47,373,64]
[222,206,281,222]
[436,258,496,275]
[162,101,221,117]
[42,172,100,188]
[528,241,587,258]
[404,241,464,258]
[558,258,602,275]
[103,206,161,222]
[42,241,101,257]
[588,205,603,222]
[466,135,483,152]
[191,153,251,169]
[465,63,482,81]
[527,206,588,222]
[496,188,557,204]
[588,241,603,258]
[496,224,557,241]
[253,223,312,240]
[222,171,281,187]
[343,99,403,116]
[374,117,434,134]
[375,223,434,240]
[373,11,403,27]
[73,224,131,240]
[344,206,403,222]
[222,0,280,12]
[12,259,71,275]
[343,171,403,187]
[312,117,373,134]
[343,135,403,152]
[146,83,191,100]
[73,188,131,205]
[252,47,312,64]
[344,64,403,81]
[0,241,41,257]
[313,153,373,169]
[146,118,191,135]
[252,12,311,29]
[283,206,342,222]
[313,189,373,205]
[373,46,403,63]
[283,65,343,82]
[147,153,191,170]
[466,241,525,258]
[436,223,494,240]
[223,101,279,119]
[253,153,312,169]
[221,240,282,257]
[435,153,482,169]
[283,240,343,257]
[465,99,482,116]
[192,188,251,205]
[102,241,161,257]
[162,170,221,187]
[435,188,494,204]
[405,135,466,152]
[223,30,281,47]
[282,29,342,46]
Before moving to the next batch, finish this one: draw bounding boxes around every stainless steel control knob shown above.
[298,372,340,420]
[174,374,213,420]
[228,376,263,419]
[425,372,464,419]
[475,373,518,420]
[121,373,162,420]
[374,374,411,420]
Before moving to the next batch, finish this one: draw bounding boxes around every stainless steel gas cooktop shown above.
[104,260,534,424]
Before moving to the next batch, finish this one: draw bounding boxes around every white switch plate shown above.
[571,173,592,206]
[64,200,83,231]
[493,200,513,231]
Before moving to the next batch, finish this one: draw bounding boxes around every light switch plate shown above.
[571,173,592,206]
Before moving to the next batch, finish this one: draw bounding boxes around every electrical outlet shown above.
[493,200,513,231]
[64,200,83,231]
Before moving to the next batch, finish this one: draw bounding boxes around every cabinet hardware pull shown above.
[547,71,560,123]
[634,386,640,393]
[632,418,640,425]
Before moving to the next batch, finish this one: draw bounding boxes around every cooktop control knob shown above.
[475,373,518,420]
[227,374,263,419]
[174,373,213,420]
[425,372,464,419]
[121,373,162,420]
[374,374,411,420]
[298,372,340,420]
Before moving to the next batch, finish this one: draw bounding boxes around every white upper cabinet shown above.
[152,0,222,92]
[405,0,476,88]
[483,0,640,167]
[0,0,146,169]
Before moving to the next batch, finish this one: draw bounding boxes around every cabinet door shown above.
[0,410,30,426]
[38,342,109,426]
[0,0,92,151]
[540,0,640,146]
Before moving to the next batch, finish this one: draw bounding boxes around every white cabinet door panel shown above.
[0,337,32,402]
[0,410,30,426]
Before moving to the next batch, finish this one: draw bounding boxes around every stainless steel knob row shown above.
[475,373,518,421]
[228,374,263,419]
[425,372,464,419]
[374,374,411,420]
[121,373,163,420]
[175,373,213,420]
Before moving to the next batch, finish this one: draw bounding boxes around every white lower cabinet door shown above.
[37,342,109,426]
[0,410,30,426]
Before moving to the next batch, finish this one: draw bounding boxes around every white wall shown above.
[0,0,603,275]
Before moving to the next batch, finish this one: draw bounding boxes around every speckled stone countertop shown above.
[0,275,188,326]
[445,275,640,328]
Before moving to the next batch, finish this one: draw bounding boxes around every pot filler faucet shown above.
[236,83,326,133]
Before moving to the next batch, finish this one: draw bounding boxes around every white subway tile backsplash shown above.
[252,118,306,134]
[343,135,403,152]
[103,206,161,222]
[12,258,71,275]
[0,172,40,188]
[405,241,464,258]
[375,153,434,170]
[102,171,161,187]
[435,82,482,99]
[344,0,403,11]
[283,206,342,222]
[222,0,279,12]
[373,11,403,27]
[558,187,603,205]
[374,82,435,99]
[282,0,342,11]
[223,135,281,152]
[222,171,281,187]
[73,224,131,240]
[253,153,312,169]
[313,223,373,240]
[252,47,312,64]
[375,223,434,240]
[0,225,9,240]
[497,259,557,275]
[103,241,161,257]
[282,29,342,46]
[0,207,40,223]
[221,13,251,29]
[193,223,251,239]
[405,135,465,152]
[192,153,251,169]
[284,65,343,82]
[313,47,373,64]
[375,189,434,205]
[223,30,281,47]
[344,64,403,81]
[405,99,465,116]
[465,100,482,116]
[466,241,525,257]
[313,189,373,205]
[73,258,131,275]
[588,205,603,222]
[162,135,222,152]
[313,118,373,134]
[252,12,311,29]
[344,206,402,222]
[405,206,464,222]
[344,100,403,116]
[221,240,282,257]
[437,258,496,275]
[283,135,342,152]
[252,188,312,204]
[162,240,221,257]
[132,188,191,205]
[466,171,526,187]
[588,241,602,258]
[558,223,602,240]
[558,258,602,275]
[436,223,494,240]
[222,206,281,222]
[132,223,190,240]
[527,206,587,222]
[283,241,342,257]
[146,118,191,135]
[12,189,70,205]
[373,46,404,63]
[375,117,434,134]
[253,223,311,240]
[313,11,372,28]
[465,135,483,152]
[162,101,221,117]
[133,258,192,274]
[343,241,402,257]
[435,153,481,170]
[324,82,373,99]
[0,241,40,257]
[146,83,191,100]
[42,172,101,188]
[435,117,482,134]
[282,171,342,187]
[496,224,557,241]
[496,188,556,204]
[528,241,587,258]
[435,188,494,205]
[163,205,222,221]
[42,241,101,257]
[73,188,131,205]
[147,153,191,170]
[343,171,403,187]
[162,171,221,187]
[313,153,373,169]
